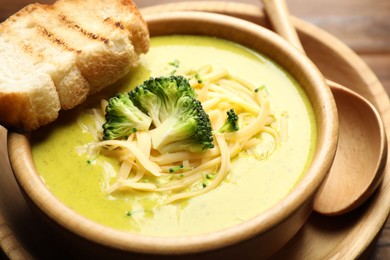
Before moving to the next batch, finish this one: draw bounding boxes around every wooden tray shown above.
[1,2,389,259]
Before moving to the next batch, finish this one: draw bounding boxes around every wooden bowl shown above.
[7,11,338,259]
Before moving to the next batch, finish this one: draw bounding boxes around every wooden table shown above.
[0,0,389,259]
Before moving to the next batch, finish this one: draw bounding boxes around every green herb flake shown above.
[169,164,184,173]
[255,84,269,94]
[86,158,97,165]
[195,73,203,84]
[206,173,215,180]
[169,59,180,68]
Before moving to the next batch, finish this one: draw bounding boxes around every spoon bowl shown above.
[262,0,388,215]
[314,80,387,215]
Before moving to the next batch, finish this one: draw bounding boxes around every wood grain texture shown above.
[140,3,390,258]
[135,0,390,93]
[0,127,34,260]
[0,0,389,259]
[6,11,338,259]
[260,0,388,216]
[0,0,388,90]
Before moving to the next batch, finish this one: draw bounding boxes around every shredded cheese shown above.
[79,64,287,205]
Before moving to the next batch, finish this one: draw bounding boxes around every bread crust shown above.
[0,0,149,131]
[0,74,61,131]
[0,93,30,130]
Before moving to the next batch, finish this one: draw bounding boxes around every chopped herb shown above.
[206,173,215,180]
[255,85,269,94]
[87,158,97,164]
[126,210,143,217]
[195,73,203,84]
[169,164,184,173]
[202,183,207,188]
[167,59,180,75]
[169,59,180,68]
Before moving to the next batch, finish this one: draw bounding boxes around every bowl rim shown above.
[8,11,338,255]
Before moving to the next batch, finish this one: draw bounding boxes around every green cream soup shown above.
[32,36,317,237]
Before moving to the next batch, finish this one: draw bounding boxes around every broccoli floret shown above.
[218,109,239,133]
[130,76,214,153]
[103,93,152,140]
[149,95,214,153]
[129,75,196,126]
[101,76,214,153]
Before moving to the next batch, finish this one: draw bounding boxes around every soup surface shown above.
[32,36,317,236]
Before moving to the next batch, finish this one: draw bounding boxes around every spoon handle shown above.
[261,0,388,216]
[261,1,363,95]
[261,0,305,53]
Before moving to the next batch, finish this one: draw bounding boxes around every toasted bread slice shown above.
[0,0,149,131]
[53,0,149,92]
[54,0,149,56]
[1,6,91,110]
[0,37,61,131]
[24,3,139,93]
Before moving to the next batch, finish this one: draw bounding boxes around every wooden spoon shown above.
[262,0,388,215]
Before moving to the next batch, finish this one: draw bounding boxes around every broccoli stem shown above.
[149,116,179,151]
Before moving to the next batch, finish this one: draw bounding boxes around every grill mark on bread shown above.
[103,17,125,30]
[20,43,44,62]
[115,21,125,30]
[36,25,79,53]
[0,0,149,131]
[58,14,110,44]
